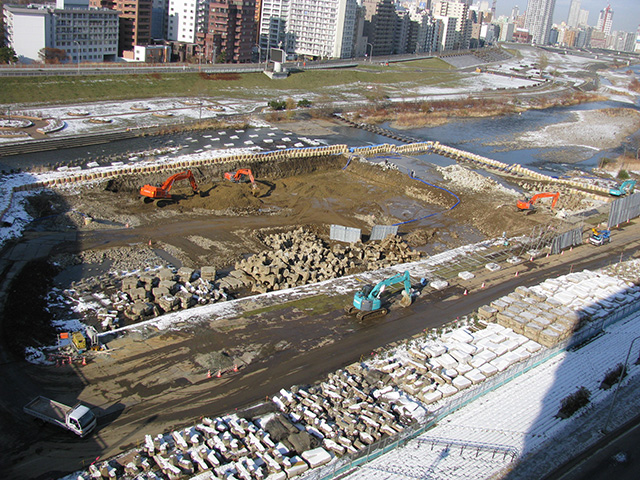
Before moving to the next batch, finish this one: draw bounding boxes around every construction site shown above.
[2,114,640,480]
[1,45,640,480]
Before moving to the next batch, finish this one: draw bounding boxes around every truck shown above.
[24,396,97,437]
[588,228,611,246]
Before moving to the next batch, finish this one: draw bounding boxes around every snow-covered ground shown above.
[342,304,640,480]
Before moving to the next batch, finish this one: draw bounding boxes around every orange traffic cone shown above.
[233,364,238,372]
[216,370,221,378]
[515,271,519,277]
[207,370,211,378]
[82,356,87,366]
[463,289,468,296]
[481,282,485,289]
[148,239,152,246]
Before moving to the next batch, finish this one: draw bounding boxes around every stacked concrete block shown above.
[236,228,422,293]
[484,269,640,347]
[61,264,240,329]
[368,323,539,408]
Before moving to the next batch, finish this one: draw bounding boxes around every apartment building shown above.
[91,0,152,57]
[3,0,118,63]
[259,0,356,59]
[197,0,255,62]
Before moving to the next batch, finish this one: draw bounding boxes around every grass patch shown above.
[241,293,349,318]
[1,58,458,105]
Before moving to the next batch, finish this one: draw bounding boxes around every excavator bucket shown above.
[399,291,412,307]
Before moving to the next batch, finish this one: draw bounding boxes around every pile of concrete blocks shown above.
[236,228,422,293]
[79,409,336,480]
[62,265,236,329]
[368,323,541,407]
[272,365,421,456]
[477,270,640,347]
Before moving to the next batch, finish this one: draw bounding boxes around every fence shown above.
[550,227,583,255]
[302,296,640,480]
[329,225,362,244]
[609,192,640,228]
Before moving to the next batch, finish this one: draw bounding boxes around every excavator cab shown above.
[517,192,559,212]
[140,170,200,203]
[224,169,259,195]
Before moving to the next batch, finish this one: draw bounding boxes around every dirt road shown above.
[2,219,639,479]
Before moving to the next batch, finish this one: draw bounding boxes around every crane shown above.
[609,180,635,197]
[517,192,559,212]
[345,271,412,320]
[224,168,257,191]
[589,227,611,246]
[140,170,199,201]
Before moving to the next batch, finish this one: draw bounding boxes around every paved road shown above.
[543,414,640,480]
[1,218,639,478]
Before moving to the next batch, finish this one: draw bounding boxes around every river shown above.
[2,65,639,176]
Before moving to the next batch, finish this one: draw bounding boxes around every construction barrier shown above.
[0,139,613,228]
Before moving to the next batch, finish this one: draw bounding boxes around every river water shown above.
[2,66,639,176]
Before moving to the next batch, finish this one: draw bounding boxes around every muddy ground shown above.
[7,154,592,353]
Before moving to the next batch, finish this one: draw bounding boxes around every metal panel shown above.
[369,225,399,241]
[550,227,582,255]
[330,225,361,243]
[609,192,640,228]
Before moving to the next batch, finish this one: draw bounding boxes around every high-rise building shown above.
[577,9,589,27]
[91,0,152,57]
[523,0,556,44]
[432,0,470,50]
[566,0,580,27]
[3,0,118,63]
[167,0,198,43]
[258,0,357,59]
[362,0,397,56]
[596,4,612,36]
[197,0,255,62]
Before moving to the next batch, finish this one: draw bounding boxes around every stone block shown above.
[200,266,217,281]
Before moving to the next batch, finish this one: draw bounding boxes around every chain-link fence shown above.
[303,297,640,480]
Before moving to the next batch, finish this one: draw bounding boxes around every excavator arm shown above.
[225,169,257,189]
[140,170,199,200]
[517,192,559,211]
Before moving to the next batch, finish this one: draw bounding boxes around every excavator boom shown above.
[517,192,559,211]
[224,169,257,189]
[347,271,412,320]
[140,170,199,200]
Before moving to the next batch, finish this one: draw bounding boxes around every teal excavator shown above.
[609,180,635,197]
[345,271,413,320]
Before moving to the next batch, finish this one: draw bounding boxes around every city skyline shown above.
[495,0,639,34]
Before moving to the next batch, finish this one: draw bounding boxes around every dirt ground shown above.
[52,157,559,264]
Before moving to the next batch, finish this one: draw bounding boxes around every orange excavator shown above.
[140,170,199,200]
[517,192,559,212]
[224,168,258,191]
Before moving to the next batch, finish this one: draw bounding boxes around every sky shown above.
[494,0,640,34]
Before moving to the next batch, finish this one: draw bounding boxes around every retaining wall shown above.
[1,140,611,224]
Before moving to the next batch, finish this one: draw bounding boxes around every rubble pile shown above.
[271,365,423,455]
[477,270,640,347]
[78,365,423,480]
[60,266,231,329]
[235,228,423,293]
[368,323,541,405]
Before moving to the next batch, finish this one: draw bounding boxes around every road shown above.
[0,215,638,478]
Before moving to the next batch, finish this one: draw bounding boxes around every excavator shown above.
[345,271,413,321]
[140,170,200,202]
[517,192,559,212]
[609,180,636,197]
[224,168,258,192]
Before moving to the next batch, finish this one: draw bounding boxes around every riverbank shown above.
[487,108,640,163]
[346,92,609,129]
